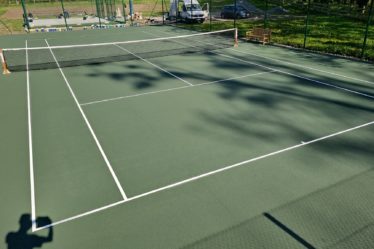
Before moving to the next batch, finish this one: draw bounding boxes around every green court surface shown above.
[0,26,373,249]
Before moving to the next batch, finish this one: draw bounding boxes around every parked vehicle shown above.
[220,5,250,19]
[168,0,208,23]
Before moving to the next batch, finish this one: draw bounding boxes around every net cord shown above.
[0,49,11,75]
[3,28,237,52]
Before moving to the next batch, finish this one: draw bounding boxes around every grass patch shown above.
[0,19,23,33]
[1,0,373,60]
[176,12,374,61]
[0,7,7,16]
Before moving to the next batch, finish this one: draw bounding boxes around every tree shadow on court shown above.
[184,53,374,168]
[84,62,193,90]
[5,214,53,249]
[83,52,257,91]
[179,169,374,249]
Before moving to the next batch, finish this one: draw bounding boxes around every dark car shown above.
[220,5,250,19]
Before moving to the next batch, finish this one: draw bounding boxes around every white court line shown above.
[217,52,374,100]
[146,29,374,85]
[80,70,276,106]
[6,28,236,51]
[231,48,374,85]
[25,40,37,232]
[113,44,193,86]
[34,120,374,231]
[44,39,128,200]
[146,30,374,100]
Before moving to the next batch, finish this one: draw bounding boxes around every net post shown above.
[20,0,30,31]
[0,49,11,75]
[361,0,374,59]
[161,0,164,25]
[303,0,311,49]
[60,0,69,31]
[234,28,238,47]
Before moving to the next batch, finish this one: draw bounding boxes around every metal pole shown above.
[264,0,268,28]
[161,0,164,24]
[112,0,115,18]
[112,0,115,19]
[190,0,192,23]
[129,0,133,25]
[60,0,69,31]
[108,0,112,19]
[209,0,212,31]
[361,0,374,58]
[122,0,126,23]
[99,0,105,20]
[175,0,178,25]
[105,0,109,19]
[111,0,114,19]
[95,0,102,27]
[303,0,311,49]
[234,0,236,28]
[20,0,30,30]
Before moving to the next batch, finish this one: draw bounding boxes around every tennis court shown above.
[0,25,373,248]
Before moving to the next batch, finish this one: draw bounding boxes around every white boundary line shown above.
[217,50,374,99]
[145,29,374,85]
[4,28,237,51]
[113,44,192,86]
[26,40,37,232]
[217,52,374,100]
[34,120,374,231]
[80,70,276,106]
[44,39,128,200]
[230,48,374,85]
[32,31,374,231]
[149,30,374,100]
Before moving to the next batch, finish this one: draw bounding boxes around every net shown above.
[2,28,237,72]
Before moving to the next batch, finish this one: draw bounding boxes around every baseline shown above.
[34,120,374,231]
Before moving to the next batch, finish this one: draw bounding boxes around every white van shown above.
[169,0,208,23]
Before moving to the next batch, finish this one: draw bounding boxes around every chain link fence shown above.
[6,0,373,60]
[157,0,374,61]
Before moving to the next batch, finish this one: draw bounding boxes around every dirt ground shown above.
[2,3,161,19]
[0,3,162,35]
[1,8,21,19]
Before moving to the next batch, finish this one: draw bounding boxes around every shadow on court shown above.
[5,214,53,249]
[179,170,374,249]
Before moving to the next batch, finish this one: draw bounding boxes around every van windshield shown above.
[185,4,202,11]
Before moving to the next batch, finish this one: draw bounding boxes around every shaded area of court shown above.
[0,25,373,249]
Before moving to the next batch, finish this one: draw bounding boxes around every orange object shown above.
[0,49,11,75]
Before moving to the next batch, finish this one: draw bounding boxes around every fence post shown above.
[361,0,374,59]
[234,0,237,28]
[96,0,102,27]
[129,0,133,25]
[20,0,29,31]
[264,0,268,29]
[161,0,164,24]
[303,0,311,48]
[209,0,212,31]
[122,0,126,23]
[60,0,69,31]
